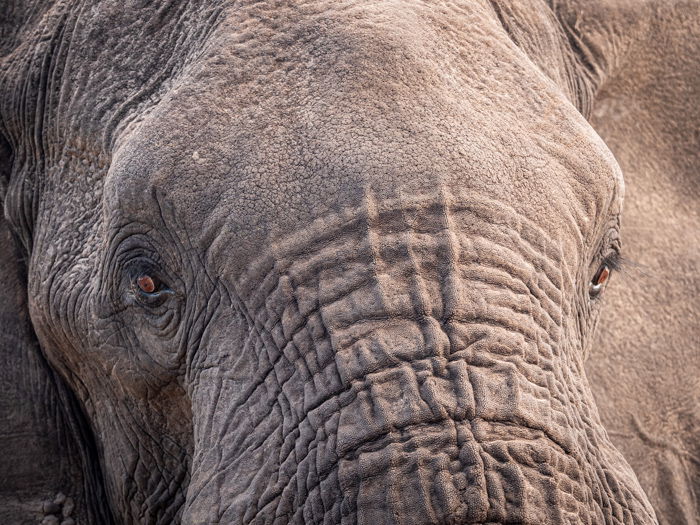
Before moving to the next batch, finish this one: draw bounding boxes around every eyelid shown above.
[141,287,175,298]
[126,258,165,283]
[131,282,174,308]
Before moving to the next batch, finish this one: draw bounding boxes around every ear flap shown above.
[553,2,700,522]
[0,136,112,524]
[0,4,114,522]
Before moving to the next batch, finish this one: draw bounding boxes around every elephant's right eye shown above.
[136,274,158,293]
[131,272,174,307]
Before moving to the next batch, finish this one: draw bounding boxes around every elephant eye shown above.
[131,272,172,306]
[137,274,157,293]
[589,264,611,298]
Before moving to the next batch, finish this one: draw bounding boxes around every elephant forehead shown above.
[104,0,621,270]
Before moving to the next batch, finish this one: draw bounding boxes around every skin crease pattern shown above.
[0,1,697,524]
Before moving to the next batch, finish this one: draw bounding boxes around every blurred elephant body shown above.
[0,1,697,524]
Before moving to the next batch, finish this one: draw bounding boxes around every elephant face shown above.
[15,1,656,524]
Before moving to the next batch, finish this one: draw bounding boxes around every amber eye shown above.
[589,265,611,297]
[127,264,175,308]
[136,274,157,294]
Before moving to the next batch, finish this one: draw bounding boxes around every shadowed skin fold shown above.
[1,0,697,524]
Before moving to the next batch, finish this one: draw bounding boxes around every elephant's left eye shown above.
[589,264,611,298]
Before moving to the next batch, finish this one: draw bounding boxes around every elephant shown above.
[1,0,698,524]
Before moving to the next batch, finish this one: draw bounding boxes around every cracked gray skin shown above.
[0,1,698,524]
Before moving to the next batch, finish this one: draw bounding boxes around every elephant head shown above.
[1,1,673,524]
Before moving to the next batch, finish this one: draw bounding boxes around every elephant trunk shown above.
[182,195,656,524]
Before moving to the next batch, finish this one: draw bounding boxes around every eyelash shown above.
[601,251,624,272]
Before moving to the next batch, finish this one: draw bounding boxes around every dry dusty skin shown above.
[0,1,698,524]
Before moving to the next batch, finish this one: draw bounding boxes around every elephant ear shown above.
[0,132,112,525]
[552,1,700,521]
[0,7,112,525]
